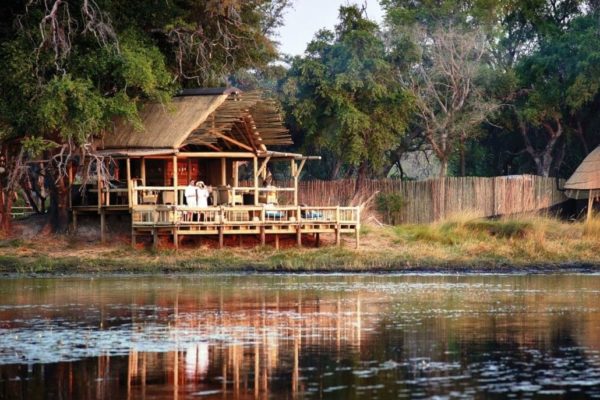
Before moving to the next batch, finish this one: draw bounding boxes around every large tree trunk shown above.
[439,158,448,177]
[0,190,13,237]
[354,161,369,195]
[519,117,562,177]
[46,172,70,233]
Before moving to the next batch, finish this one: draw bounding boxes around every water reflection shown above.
[0,275,599,399]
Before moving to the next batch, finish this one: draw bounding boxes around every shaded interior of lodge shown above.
[69,88,360,248]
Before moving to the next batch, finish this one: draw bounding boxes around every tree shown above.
[0,0,290,234]
[280,6,412,187]
[407,26,499,176]
[513,12,600,176]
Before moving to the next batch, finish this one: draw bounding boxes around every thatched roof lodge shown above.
[565,146,600,219]
[71,88,360,249]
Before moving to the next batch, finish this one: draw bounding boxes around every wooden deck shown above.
[130,205,360,249]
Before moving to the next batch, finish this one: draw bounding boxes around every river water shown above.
[0,274,599,399]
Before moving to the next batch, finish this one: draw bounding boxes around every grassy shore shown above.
[1,214,600,274]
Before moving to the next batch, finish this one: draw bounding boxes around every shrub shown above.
[376,193,404,225]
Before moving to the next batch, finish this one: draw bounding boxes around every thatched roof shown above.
[100,88,291,151]
[565,146,600,192]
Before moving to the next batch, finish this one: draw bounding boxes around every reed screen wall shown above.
[250,175,568,224]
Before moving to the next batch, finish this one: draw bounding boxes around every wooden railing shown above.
[131,205,360,227]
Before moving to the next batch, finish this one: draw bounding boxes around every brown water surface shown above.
[0,274,599,399]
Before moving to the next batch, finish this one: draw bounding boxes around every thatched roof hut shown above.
[565,146,600,199]
[100,87,292,153]
[565,146,600,219]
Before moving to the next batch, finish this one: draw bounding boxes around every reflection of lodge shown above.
[70,88,360,249]
[122,295,367,399]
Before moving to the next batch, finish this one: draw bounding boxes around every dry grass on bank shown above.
[0,213,599,273]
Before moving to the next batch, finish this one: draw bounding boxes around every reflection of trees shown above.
[0,275,600,399]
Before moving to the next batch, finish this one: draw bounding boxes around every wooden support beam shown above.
[257,156,271,180]
[218,227,224,249]
[177,152,255,159]
[315,233,320,248]
[233,161,239,187]
[173,229,178,250]
[293,159,307,178]
[221,158,227,185]
[131,229,136,247]
[141,158,146,186]
[72,211,78,233]
[208,130,254,152]
[172,156,178,205]
[153,229,158,250]
[126,158,132,209]
[253,157,259,206]
[275,234,279,250]
[260,227,266,246]
[296,227,302,247]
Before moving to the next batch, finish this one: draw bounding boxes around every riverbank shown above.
[1,214,600,274]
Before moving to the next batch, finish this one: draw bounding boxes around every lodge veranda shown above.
[70,88,360,249]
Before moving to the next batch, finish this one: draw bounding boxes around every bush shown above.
[376,193,404,225]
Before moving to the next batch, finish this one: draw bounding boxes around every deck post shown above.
[275,234,279,250]
[152,229,158,249]
[100,210,106,243]
[173,229,178,250]
[221,158,226,185]
[315,233,320,248]
[218,226,224,249]
[72,210,78,232]
[126,158,132,209]
[141,157,146,186]
[253,156,259,205]
[588,189,595,221]
[233,161,239,187]
[172,156,178,205]
[131,229,136,247]
[260,227,265,246]
[296,226,302,247]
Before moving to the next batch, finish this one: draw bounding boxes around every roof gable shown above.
[100,89,291,151]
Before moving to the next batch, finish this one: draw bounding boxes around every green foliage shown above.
[281,5,413,179]
[376,193,404,225]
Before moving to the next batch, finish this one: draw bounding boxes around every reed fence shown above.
[250,175,568,224]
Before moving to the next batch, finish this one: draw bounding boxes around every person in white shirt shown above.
[185,180,198,207]
[196,181,211,208]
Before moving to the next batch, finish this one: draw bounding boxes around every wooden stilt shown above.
[355,227,360,249]
[153,229,158,249]
[335,225,341,246]
[275,234,279,250]
[218,227,224,249]
[173,229,178,249]
[100,211,106,243]
[72,211,78,232]
[131,229,136,247]
[296,227,302,247]
[260,227,265,246]
[315,233,320,248]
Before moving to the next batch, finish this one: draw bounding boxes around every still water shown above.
[0,274,599,399]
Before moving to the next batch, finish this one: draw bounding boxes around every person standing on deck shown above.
[185,180,198,206]
[196,181,211,208]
